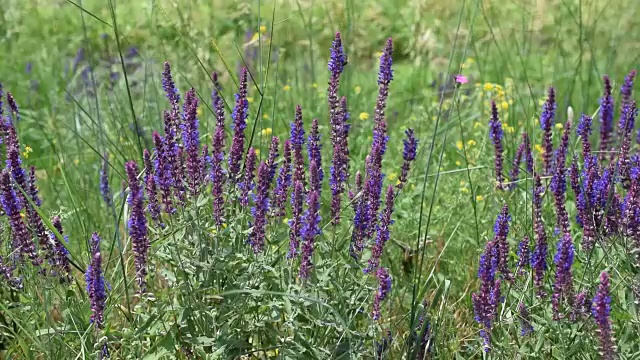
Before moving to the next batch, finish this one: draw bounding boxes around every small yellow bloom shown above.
[254,149,261,156]
[247,97,254,103]
[483,83,493,91]
[260,128,273,136]
[555,123,563,130]
[467,140,477,146]
[455,161,462,166]
[388,172,398,181]
[456,140,463,150]
[476,195,484,201]
[359,112,370,121]
[283,85,291,92]
[460,187,470,193]
[535,144,544,154]
[354,86,362,94]
[501,101,509,111]
[23,145,33,158]
[259,25,267,34]
[263,114,269,119]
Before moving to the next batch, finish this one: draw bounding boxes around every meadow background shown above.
[1,0,640,358]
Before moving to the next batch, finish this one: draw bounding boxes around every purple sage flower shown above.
[181,88,203,195]
[228,68,250,180]
[143,149,162,227]
[540,87,556,175]
[365,185,396,274]
[372,267,392,321]
[239,148,257,207]
[552,231,574,320]
[125,161,149,293]
[398,128,417,189]
[599,76,615,162]
[0,170,40,266]
[86,232,107,328]
[592,271,617,360]
[273,140,292,217]
[489,101,505,189]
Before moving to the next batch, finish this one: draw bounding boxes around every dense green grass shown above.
[1,0,640,358]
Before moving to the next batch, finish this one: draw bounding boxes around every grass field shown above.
[1,0,640,358]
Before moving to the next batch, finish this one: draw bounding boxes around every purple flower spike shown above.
[100,155,112,207]
[143,150,162,228]
[592,271,617,360]
[328,32,349,224]
[577,114,593,161]
[248,161,272,254]
[239,148,257,207]
[125,161,149,293]
[599,76,615,162]
[291,105,307,188]
[299,161,322,279]
[181,88,203,195]
[287,180,305,259]
[50,216,72,280]
[551,120,572,234]
[211,87,227,225]
[86,232,107,328]
[619,70,636,138]
[509,135,527,189]
[540,87,556,175]
[0,170,40,266]
[266,136,280,183]
[472,240,500,352]
[372,267,392,321]
[532,174,548,297]
[365,186,396,274]
[518,302,534,336]
[228,68,250,181]
[489,101,505,189]
[398,128,417,189]
[552,231,574,320]
[152,131,175,214]
[516,236,530,276]
[328,32,347,75]
[273,140,292,217]
[308,118,323,185]
[493,204,512,281]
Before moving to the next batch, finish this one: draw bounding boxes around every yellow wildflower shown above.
[476,195,484,201]
[359,112,370,121]
[283,85,291,92]
[259,25,267,34]
[467,139,477,146]
[456,140,463,150]
[247,97,254,103]
[260,128,273,136]
[23,145,33,159]
[354,85,362,94]
[483,83,493,91]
